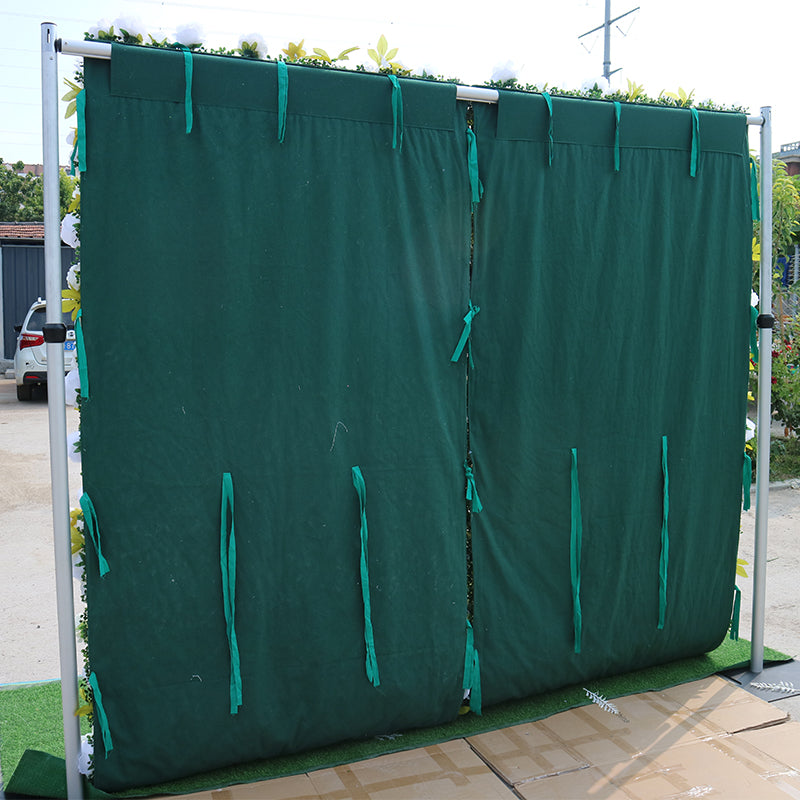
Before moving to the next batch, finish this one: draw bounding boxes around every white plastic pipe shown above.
[751,106,772,675]
[41,21,83,800]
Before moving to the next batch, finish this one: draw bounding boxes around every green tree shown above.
[0,158,77,221]
[752,158,800,438]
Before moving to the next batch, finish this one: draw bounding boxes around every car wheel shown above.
[16,384,32,401]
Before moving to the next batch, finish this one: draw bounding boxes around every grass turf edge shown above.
[1,638,790,798]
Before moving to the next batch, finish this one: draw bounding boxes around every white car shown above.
[13,298,77,401]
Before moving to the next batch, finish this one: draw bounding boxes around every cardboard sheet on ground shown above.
[77,43,752,790]
[144,678,799,799]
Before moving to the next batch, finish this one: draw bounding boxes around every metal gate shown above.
[1,244,74,359]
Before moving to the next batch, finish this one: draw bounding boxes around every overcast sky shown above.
[1,0,798,166]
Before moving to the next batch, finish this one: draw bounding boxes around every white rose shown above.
[238,33,267,58]
[175,23,204,47]
[491,61,519,83]
[61,213,80,248]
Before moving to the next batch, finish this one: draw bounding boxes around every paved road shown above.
[0,377,83,685]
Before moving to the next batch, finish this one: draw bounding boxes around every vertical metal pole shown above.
[41,22,83,800]
[603,0,612,80]
[751,106,772,674]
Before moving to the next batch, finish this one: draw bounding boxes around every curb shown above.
[750,479,800,493]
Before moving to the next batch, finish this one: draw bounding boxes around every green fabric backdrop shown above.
[78,44,751,791]
[81,46,470,791]
[469,95,751,705]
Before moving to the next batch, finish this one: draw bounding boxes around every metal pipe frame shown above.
[42,21,83,800]
[751,107,773,674]
[44,28,772,796]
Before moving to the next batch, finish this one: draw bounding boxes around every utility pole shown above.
[579,2,639,82]
[603,0,612,80]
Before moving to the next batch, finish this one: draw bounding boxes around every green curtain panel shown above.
[80,45,470,791]
[469,94,751,705]
[78,43,752,792]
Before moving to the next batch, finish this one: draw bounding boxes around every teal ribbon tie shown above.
[743,452,752,511]
[79,492,109,577]
[462,620,482,715]
[277,60,288,143]
[75,309,89,400]
[464,460,483,513]
[570,448,582,654]
[750,305,759,363]
[76,89,87,173]
[465,128,484,206]
[451,302,480,368]
[730,585,741,641]
[388,75,403,151]
[543,91,554,166]
[352,466,380,687]
[613,101,621,173]
[690,108,700,177]
[88,671,113,757]
[658,435,670,630]
[68,136,79,177]
[750,155,760,222]
[220,472,243,714]
[171,44,194,134]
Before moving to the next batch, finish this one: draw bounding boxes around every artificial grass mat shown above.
[1,638,790,798]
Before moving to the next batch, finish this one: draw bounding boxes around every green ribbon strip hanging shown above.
[277,60,288,143]
[743,453,752,511]
[543,91,554,166]
[570,448,583,654]
[750,156,760,221]
[658,435,670,630]
[750,305,759,363]
[75,309,89,399]
[388,75,403,151]
[170,44,194,134]
[352,466,380,687]
[462,620,482,715]
[451,302,480,368]
[220,472,243,714]
[465,127,484,206]
[88,671,113,758]
[76,89,87,173]
[613,101,621,173]
[730,585,741,641]
[79,492,109,577]
[464,460,483,513]
[689,108,700,177]
[68,137,79,177]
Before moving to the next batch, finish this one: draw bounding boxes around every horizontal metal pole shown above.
[59,38,111,58]
[55,37,766,123]
[455,86,499,104]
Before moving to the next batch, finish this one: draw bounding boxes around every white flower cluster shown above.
[61,214,79,249]
[77,735,93,776]
[65,367,81,409]
[580,76,611,94]
[88,18,208,48]
[175,23,205,47]
[66,263,80,292]
[238,33,267,59]
[491,61,520,83]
